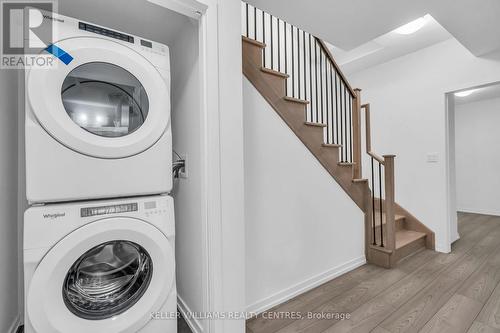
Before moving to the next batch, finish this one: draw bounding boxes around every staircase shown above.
[241,3,434,268]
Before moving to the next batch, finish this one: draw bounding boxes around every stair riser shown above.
[394,237,426,263]
[318,147,340,166]
[371,218,405,234]
[259,71,286,96]
[242,40,264,67]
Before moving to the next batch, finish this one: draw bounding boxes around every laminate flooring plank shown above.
[418,294,483,333]
[467,321,500,333]
[476,281,500,329]
[319,219,500,333]
[378,227,500,333]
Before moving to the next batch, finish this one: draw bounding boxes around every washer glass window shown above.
[61,62,149,137]
[62,240,153,320]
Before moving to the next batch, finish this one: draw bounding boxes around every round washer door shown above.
[27,36,170,159]
[27,217,174,333]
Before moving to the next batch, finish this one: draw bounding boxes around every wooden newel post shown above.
[383,155,396,251]
[353,88,362,179]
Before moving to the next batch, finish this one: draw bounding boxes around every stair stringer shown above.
[242,36,434,268]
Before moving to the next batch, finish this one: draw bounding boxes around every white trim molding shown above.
[178,296,204,333]
[458,208,500,217]
[147,0,208,18]
[246,256,366,315]
[8,315,20,333]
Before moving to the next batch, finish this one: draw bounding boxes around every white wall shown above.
[0,70,20,332]
[243,78,365,313]
[348,38,500,252]
[455,97,500,216]
[170,17,206,333]
[215,0,246,331]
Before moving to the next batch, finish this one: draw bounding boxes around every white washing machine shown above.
[24,195,177,333]
[25,12,172,203]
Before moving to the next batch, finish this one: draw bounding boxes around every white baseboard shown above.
[177,296,203,333]
[458,208,500,217]
[8,315,20,333]
[246,256,366,315]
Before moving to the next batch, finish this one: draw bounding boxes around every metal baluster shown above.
[284,22,287,96]
[371,157,376,245]
[303,30,306,102]
[349,94,353,163]
[309,34,313,122]
[314,39,319,123]
[254,6,257,39]
[339,82,344,161]
[291,26,295,98]
[245,3,249,37]
[379,163,384,247]
[270,14,274,70]
[335,73,339,145]
[277,19,280,72]
[297,27,301,100]
[343,86,348,162]
[329,65,334,144]
[262,12,265,67]
[325,62,330,143]
[320,49,324,124]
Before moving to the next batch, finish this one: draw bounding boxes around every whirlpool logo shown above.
[43,212,65,220]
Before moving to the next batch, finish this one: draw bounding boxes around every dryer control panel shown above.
[79,22,135,43]
[81,203,138,217]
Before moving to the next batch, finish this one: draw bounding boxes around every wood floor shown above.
[246,213,500,333]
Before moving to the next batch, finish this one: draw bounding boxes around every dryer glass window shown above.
[61,62,149,137]
[62,240,153,320]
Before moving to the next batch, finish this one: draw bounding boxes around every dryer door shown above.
[26,36,169,159]
[27,217,175,333]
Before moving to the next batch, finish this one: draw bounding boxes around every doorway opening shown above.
[445,81,500,244]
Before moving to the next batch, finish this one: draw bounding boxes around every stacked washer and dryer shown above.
[24,12,177,333]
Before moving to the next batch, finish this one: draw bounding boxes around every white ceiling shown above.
[245,0,500,57]
[58,0,193,45]
[454,83,500,105]
[328,15,452,75]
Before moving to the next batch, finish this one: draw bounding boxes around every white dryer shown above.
[24,195,177,333]
[25,12,172,203]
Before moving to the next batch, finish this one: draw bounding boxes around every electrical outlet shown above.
[179,154,188,178]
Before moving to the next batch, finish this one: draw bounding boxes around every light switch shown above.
[427,153,439,163]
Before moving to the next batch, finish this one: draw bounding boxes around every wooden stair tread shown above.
[352,178,368,183]
[242,36,265,48]
[260,67,289,78]
[338,162,354,166]
[284,96,310,104]
[322,143,341,148]
[395,230,426,249]
[304,121,327,127]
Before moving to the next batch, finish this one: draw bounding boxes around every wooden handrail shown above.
[368,151,385,164]
[315,38,356,97]
[361,103,391,165]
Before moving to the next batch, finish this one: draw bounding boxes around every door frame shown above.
[158,1,245,332]
[444,81,500,250]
